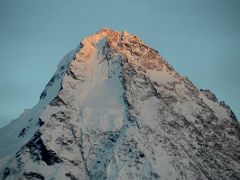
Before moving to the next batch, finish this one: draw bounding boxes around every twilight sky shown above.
[0,0,239,127]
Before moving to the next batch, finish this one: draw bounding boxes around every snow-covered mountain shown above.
[0,28,239,180]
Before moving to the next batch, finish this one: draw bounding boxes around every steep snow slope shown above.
[0,47,79,159]
[0,29,240,180]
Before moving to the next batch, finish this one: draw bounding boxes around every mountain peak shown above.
[82,28,143,49]
[96,28,132,39]
[0,29,239,180]
[79,28,170,74]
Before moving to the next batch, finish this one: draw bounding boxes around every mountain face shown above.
[0,28,240,180]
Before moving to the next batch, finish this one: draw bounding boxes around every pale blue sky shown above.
[0,0,239,127]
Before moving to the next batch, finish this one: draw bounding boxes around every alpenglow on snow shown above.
[0,29,240,180]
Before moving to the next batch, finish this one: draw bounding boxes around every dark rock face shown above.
[21,132,63,166]
[49,96,66,107]
[2,168,10,180]
[23,172,44,180]
[65,172,78,180]
[18,126,29,138]
[200,89,218,102]
[37,118,44,127]
[39,90,47,99]
[0,29,239,180]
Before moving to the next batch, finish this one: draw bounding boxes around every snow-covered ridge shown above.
[0,45,80,159]
[0,28,239,180]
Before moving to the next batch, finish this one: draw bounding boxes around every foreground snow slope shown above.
[0,29,240,180]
